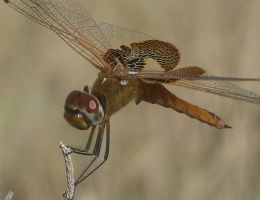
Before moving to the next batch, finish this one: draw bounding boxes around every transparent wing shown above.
[4,0,151,73]
[122,67,260,104]
[97,22,152,49]
[5,0,112,72]
[173,78,260,104]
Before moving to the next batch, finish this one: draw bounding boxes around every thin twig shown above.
[60,141,75,200]
[4,190,14,200]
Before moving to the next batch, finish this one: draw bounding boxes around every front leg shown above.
[67,125,97,155]
[60,122,108,200]
[74,119,110,186]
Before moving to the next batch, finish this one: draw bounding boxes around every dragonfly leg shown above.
[83,85,89,93]
[74,119,110,186]
[67,126,96,155]
[84,125,96,152]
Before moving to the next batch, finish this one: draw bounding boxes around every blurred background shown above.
[0,0,260,199]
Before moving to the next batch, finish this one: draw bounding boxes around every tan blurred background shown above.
[1,0,260,199]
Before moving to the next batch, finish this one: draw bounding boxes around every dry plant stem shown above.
[60,142,75,200]
[4,190,14,200]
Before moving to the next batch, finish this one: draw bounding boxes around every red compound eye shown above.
[65,90,81,106]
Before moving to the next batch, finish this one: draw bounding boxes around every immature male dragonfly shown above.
[4,0,260,194]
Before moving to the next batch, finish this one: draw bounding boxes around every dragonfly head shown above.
[64,89,104,130]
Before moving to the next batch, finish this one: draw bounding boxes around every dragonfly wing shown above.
[172,78,260,104]
[5,0,154,73]
[97,22,152,49]
[121,67,260,104]
[5,0,113,72]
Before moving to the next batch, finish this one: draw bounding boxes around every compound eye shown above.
[65,90,81,106]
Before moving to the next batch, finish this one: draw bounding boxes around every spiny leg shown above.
[75,119,110,186]
[68,126,97,156]
[65,123,104,186]
[74,121,106,186]
[104,120,110,160]
[72,123,105,185]
[84,125,96,152]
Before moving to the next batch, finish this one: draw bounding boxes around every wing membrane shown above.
[122,68,260,104]
[6,0,260,104]
[173,79,260,104]
[5,0,111,72]
[97,22,151,49]
[5,0,152,73]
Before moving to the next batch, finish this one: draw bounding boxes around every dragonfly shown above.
[4,0,260,198]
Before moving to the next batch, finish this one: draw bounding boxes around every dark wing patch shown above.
[130,40,180,71]
[4,0,152,73]
[103,40,180,72]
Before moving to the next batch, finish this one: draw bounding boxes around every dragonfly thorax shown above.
[64,90,104,130]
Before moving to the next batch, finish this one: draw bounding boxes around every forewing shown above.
[4,0,113,72]
[97,22,152,49]
[122,67,260,104]
[4,0,153,73]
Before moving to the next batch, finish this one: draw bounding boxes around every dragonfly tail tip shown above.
[224,124,232,129]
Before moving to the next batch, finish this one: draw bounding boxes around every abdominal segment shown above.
[138,81,231,129]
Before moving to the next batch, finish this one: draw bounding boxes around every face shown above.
[64,90,104,130]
